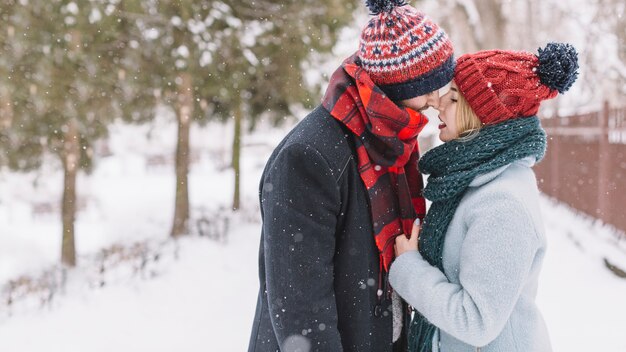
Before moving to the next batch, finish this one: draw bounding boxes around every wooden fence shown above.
[535,102,626,235]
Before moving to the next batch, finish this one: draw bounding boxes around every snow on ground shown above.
[537,197,626,352]
[0,225,260,352]
[1,116,625,351]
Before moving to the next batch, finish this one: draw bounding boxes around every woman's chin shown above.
[439,131,453,142]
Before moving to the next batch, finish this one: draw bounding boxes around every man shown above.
[248,1,454,351]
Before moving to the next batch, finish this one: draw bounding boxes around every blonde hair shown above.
[455,92,482,140]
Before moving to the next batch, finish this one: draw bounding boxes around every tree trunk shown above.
[0,87,13,129]
[170,72,193,237]
[232,101,242,211]
[474,0,506,50]
[449,3,480,53]
[525,0,537,50]
[597,101,611,221]
[61,118,79,267]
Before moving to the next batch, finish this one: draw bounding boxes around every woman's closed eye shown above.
[441,93,457,105]
[449,86,459,103]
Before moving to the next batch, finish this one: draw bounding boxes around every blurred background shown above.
[0,0,624,351]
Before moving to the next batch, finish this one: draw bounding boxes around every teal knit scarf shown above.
[408,116,547,352]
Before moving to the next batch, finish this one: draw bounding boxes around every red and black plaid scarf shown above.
[322,54,428,272]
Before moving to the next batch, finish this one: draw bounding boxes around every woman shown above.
[389,43,579,352]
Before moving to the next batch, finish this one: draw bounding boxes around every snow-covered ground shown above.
[1,116,625,351]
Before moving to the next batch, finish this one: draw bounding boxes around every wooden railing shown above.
[535,102,626,235]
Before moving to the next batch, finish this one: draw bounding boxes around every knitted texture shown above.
[322,54,428,272]
[536,43,579,93]
[358,1,455,101]
[408,116,547,352]
[454,43,578,125]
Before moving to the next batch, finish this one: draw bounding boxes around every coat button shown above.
[374,304,382,317]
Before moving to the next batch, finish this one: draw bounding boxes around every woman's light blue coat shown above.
[390,157,552,352]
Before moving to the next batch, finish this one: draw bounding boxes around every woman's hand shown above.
[394,219,421,257]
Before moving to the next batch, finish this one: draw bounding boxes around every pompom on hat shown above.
[454,42,579,125]
[358,0,455,101]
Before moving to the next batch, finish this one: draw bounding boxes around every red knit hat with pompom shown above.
[454,43,579,125]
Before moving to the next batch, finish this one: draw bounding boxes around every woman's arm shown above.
[389,194,539,347]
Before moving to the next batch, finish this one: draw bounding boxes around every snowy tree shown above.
[206,0,357,211]
[122,0,357,235]
[119,0,230,237]
[0,0,135,266]
[2,0,359,245]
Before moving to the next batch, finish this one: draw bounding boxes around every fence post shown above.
[597,101,610,223]
[549,112,560,198]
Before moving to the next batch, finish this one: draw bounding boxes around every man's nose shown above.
[428,92,440,109]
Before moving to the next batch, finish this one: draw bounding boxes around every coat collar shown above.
[469,156,536,187]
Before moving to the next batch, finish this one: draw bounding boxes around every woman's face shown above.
[436,82,460,142]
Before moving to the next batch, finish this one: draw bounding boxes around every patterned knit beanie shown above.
[454,42,579,125]
[358,0,455,101]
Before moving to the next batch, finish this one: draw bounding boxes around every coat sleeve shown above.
[388,194,539,347]
[261,142,344,351]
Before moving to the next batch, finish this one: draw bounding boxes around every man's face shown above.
[399,90,440,112]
